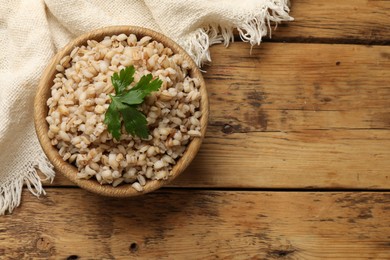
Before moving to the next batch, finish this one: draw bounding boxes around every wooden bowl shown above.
[34,26,208,197]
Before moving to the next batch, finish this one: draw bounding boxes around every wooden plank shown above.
[1,189,389,259]
[45,42,390,189]
[204,42,390,132]
[267,0,390,43]
[173,128,390,189]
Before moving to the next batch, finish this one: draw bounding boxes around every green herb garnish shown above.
[104,66,162,140]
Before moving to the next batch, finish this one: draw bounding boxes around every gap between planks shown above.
[35,186,390,192]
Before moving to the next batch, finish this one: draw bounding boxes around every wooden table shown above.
[2,1,390,259]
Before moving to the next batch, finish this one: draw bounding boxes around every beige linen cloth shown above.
[0,0,292,214]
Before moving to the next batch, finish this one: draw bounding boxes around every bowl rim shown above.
[34,25,209,197]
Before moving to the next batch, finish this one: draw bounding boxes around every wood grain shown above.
[173,128,390,189]
[206,43,390,132]
[46,42,390,189]
[267,0,390,44]
[1,189,389,259]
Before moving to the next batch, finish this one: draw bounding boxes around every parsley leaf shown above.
[132,74,162,95]
[103,98,122,140]
[120,106,149,139]
[111,66,135,95]
[117,89,144,106]
[104,66,162,140]
[119,76,162,106]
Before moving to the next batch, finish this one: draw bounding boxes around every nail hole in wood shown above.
[129,242,138,253]
[222,124,233,134]
[67,255,79,260]
[336,61,341,66]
